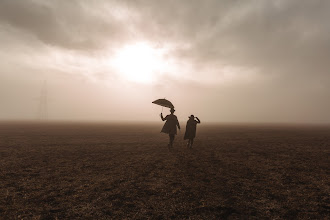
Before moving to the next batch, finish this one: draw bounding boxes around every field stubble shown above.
[0,122,329,219]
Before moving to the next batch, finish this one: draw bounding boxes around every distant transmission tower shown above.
[38,80,48,121]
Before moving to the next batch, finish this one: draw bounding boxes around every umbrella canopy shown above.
[152,98,174,109]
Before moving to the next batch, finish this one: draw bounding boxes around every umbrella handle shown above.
[161,106,163,113]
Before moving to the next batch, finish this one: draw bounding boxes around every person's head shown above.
[189,115,194,119]
[170,108,175,114]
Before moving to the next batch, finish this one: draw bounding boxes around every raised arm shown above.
[195,117,201,124]
[160,113,166,121]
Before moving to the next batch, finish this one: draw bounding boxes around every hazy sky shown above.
[1,0,329,123]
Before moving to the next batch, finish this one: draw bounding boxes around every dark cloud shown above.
[0,0,131,50]
[2,0,329,74]
[128,0,330,80]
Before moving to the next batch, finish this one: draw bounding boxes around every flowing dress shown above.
[184,119,198,140]
[161,114,179,135]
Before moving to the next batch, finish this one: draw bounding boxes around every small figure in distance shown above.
[160,108,180,148]
[184,115,201,148]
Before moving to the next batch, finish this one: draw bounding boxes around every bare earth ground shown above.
[0,122,329,219]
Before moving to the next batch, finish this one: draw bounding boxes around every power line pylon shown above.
[38,80,48,121]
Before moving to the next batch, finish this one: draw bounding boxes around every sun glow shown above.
[112,42,167,83]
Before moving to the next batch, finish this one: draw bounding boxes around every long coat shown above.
[161,114,179,135]
[184,119,198,140]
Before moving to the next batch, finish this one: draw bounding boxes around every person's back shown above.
[160,108,180,148]
[184,115,200,148]
[162,114,179,134]
[186,119,198,133]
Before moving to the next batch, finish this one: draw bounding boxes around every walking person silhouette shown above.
[160,108,180,148]
[184,115,200,148]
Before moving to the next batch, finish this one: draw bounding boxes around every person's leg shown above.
[190,138,194,148]
[169,134,175,147]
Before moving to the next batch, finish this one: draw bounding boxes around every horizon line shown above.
[1,119,330,126]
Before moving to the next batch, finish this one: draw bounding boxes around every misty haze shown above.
[0,0,329,219]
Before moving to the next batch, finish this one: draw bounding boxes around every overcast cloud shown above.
[0,0,329,123]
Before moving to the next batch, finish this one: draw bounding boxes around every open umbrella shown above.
[152,98,174,109]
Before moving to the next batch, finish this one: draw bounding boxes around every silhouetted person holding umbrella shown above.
[161,108,180,148]
[184,115,200,148]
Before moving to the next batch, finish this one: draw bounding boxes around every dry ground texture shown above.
[0,122,329,219]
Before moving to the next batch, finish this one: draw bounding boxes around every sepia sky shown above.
[0,0,329,123]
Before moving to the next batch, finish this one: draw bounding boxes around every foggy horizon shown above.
[1,0,329,124]
[2,118,330,126]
